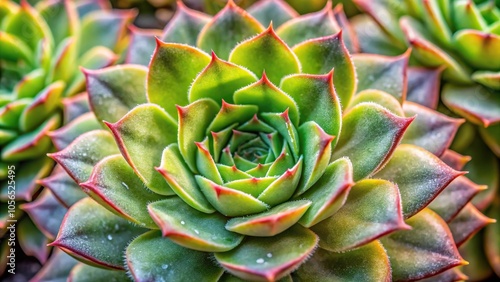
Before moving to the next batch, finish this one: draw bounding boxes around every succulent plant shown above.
[0,0,134,276]
[27,1,490,281]
[351,0,500,279]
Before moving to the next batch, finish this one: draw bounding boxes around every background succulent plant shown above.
[351,0,500,279]
[27,1,492,281]
[0,0,134,278]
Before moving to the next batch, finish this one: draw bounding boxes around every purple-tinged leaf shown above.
[332,103,413,181]
[295,241,391,281]
[189,52,257,105]
[333,4,360,53]
[62,93,90,123]
[69,263,129,282]
[229,25,300,85]
[48,112,101,151]
[248,0,298,28]
[448,203,495,247]
[49,130,119,183]
[126,26,161,66]
[292,32,356,108]
[440,149,471,171]
[417,268,468,282]
[276,2,339,47]
[353,51,409,102]
[38,165,87,208]
[226,200,311,236]
[51,197,146,270]
[156,144,215,213]
[178,98,220,172]
[81,155,163,228]
[147,41,210,120]
[126,231,223,282]
[161,0,211,45]
[85,65,148,124]
[298,157,353,227]
[428,176,486,223]
[30,249,78,282]
[406,67,442,109]
[381,209,467,281]
[280,72,341,138]
[402,102,464,157]
[148,198,243,252]
[442,84,500,127]
[312,179,409,252]
[215,225,318,281]
[22,189,67,240]
[197,0,264,59]
[18,218,49,264]
[375,144,463,218]
[0,156,52,202]
[105,104,176,195]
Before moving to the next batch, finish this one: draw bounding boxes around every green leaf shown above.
[49,130,119,183]
[402,102,463,156]
[332,103,413,181]
[51,198,146,270]
[0,99,30,129]
[480,123,500,157]
[0,31,33,63]
[348,89,404,116]
[442,84,500,127]
[161,1,211,45]
[298,157,353,227]
[276,2,340,47]
[197,1,264,59]
[157,144,215,213]
[69,264,130,282]
[48,37,77,82]
[85,65,148,124]
[312,179,409,252]
[195,175,270,216]
[248,0,298,28]
[226,200,312,236]
[485,199,500,277]
[280,72,342,138]
[48,112,101,151]
[224,177,277,198]
[147,42,210,120]
[81,155,163,228]
[207,101,258,134]
[257,158,303,206]
[472,70,500,90]
[215,225,318,281]
[400,17,471,83]
[189,53,258,105]
[178,98,220,172]
[295,241,391,282]
[148,198,243,252]
[2,114,60,162]
[106,104,176,195]
[375,144,463,218]
[14,68,45,99]
[126,231,223,282]
[353,52,409,102]
[295,121,334,195]
[292,32,356,107]
[38,0,78,45]
[228,25,300,85]
[454,30,500,70]
[381,209,467,281]
[19,81,64,132]
[78,10,135,55]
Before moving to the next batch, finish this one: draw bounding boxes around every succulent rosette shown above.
[30,0,491,281]
[0,0,135,275]
[351,0,500,279]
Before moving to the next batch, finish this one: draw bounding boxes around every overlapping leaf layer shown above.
[30,0,493,281]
